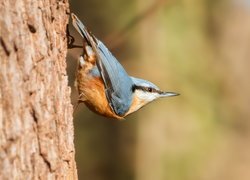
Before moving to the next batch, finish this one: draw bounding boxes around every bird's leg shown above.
[67,24,83,49]
[73,101,81,117]
[78,92,86,102]
[73,93,86,116]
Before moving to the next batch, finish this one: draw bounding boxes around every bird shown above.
[71,13,179,120]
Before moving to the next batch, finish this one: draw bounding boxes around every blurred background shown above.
[67,0,250,179]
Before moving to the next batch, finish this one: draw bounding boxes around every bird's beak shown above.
[160,92,180,98]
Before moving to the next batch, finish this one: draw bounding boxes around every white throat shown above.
[135,90,159,103]
[126,90,159,115]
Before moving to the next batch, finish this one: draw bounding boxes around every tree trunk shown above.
[0,0,77,179]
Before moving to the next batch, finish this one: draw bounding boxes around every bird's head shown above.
[126,77,179,115]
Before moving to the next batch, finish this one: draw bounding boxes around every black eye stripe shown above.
[132,85,161,93]
[131,84,137,92]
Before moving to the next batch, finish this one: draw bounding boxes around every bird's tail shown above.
[71,13,97,47]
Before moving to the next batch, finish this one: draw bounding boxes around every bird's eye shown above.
[148,87,153,92]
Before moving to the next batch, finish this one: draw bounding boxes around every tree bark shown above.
[0,0,77,179]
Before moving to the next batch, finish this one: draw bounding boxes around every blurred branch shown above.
[105,0,171,50]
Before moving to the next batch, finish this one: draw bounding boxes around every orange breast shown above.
[77,68,124,120]
[125,94,143,116]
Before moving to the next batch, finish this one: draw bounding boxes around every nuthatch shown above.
[71,13,179,120]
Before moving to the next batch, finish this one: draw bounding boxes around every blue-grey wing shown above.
[96,41,133,116]
[71,13,133,116]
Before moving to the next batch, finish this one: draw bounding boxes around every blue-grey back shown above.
[96,41,133,116]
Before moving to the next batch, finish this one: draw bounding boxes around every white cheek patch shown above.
[136,90,159,104]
